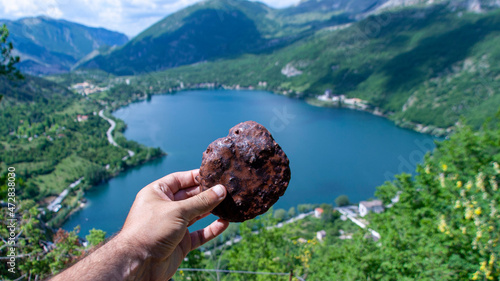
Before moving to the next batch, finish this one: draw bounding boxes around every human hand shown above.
[115,169,228,280]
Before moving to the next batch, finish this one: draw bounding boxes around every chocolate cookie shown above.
[197,121,291,222]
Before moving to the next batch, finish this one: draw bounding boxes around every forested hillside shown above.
[0,73,163,229]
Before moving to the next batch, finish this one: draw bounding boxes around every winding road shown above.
[47,177,83,212]
[99,109,135,158]
[335,207,381,240]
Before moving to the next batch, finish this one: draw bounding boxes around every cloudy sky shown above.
[0,0,300,37]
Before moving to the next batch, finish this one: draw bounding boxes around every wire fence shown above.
[177,268,306,281]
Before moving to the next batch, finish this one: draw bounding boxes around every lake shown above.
[63,90,437,236]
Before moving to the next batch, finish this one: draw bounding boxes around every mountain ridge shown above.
[0,16,129,75]
[78,0,392,75]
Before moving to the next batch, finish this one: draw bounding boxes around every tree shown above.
[0,24,22,79]
[320,203,334,223]
[84,165,107,186]
[287,207,296,218]
[297,204,313,213]
[220,215,299,281]
[85,228,106,247]
[0,24,23,102]
[273,208,287,222]
[176,249,207,281]
[335,195,350,207]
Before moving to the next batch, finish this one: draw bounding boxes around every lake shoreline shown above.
[48,151,166,230]
[304,97,453,137]
[144,85,452,137]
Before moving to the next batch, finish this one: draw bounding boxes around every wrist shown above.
[108,233,152,280]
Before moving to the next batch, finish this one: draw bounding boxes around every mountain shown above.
[80,0,274,75]
[280,0,386,16]
[121,3,500,132]
[79,0,397,75]
[77,0,500,75]
[0,16,129,75]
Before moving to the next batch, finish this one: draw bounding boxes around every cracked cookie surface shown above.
[197,121,291,222]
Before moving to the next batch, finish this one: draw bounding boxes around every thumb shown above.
[177,184,226,221]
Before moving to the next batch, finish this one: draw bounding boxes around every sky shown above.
[0,0,300,37]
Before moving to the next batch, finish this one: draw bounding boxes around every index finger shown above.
[151,169,200,195]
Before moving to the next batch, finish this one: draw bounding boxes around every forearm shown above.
[51,234,151,281]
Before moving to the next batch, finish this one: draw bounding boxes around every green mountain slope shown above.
[126,4,499,132]
[81,0,395,75]
[0,16,128,75]
[81,0,271,75]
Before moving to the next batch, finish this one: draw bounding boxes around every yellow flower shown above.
[476,173,485,191]
[488,226,494,232]
[461,227,467,234]
[442,164,448,171]
[439,173,445,188]
[425,165,430,174]
[472,271,480,280]
[438,216,447,232]
[490,176,498,191]
[456,181,463,188]
[493,162,499,174]
[489,254,495,266]
[477,230,483,239]
[454,200,461,209]
[465,209,473,220]
[466,181,473,190]
[480,261,487,271]
[475,208,482,216]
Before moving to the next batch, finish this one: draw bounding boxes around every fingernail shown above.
[212,184,225,198]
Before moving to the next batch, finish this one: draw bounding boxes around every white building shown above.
[314,208,324,218]
[359,200,384,217]
[316,230,327,241]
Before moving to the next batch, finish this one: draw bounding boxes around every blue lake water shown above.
[63,90,437,236]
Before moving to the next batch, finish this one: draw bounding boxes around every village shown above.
[71,81,109,96]
[203,197,392,258]
[316,89,369,110]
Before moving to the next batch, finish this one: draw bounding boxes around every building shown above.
[338,229,353,240]
[77,115,89,122]
[359,200,384,217]
[316,230,326,241]
[324,89,333,98]
[314,208,324,218]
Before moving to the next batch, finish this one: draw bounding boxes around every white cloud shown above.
[0,0,300,37]
[0,0,63,18]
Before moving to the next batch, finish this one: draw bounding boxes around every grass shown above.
[31,154,96,195]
